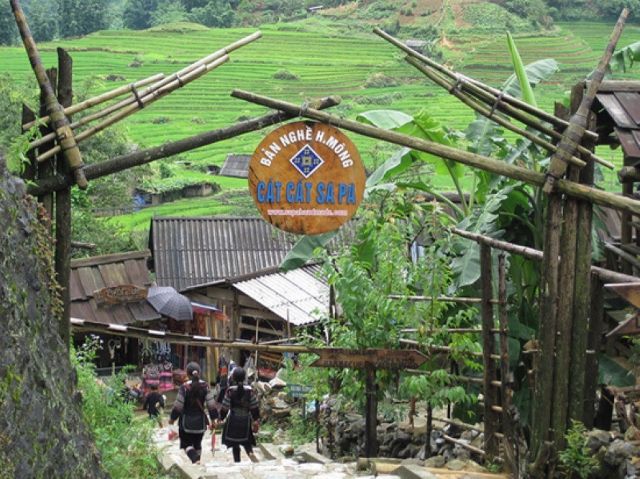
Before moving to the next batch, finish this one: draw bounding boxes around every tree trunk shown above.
[0,157,107,478]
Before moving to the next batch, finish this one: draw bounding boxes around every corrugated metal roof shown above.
[150,217,294,291]
[596,88,640,162]
[233,264,328,326]
[220,154,251,178]
[70,250,160,325]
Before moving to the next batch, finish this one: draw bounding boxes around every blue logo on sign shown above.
[290,144,324,178]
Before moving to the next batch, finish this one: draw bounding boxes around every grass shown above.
[1,13,633,229]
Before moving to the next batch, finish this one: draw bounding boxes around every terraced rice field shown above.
[1,18,634,226]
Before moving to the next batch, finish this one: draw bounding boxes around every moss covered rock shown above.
[0,156,108,479]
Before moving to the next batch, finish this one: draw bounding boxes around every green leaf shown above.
[598,354,635,387]
[610,41,640,73]
[356,110,413,130]
[280,232,337,271]
[366,147,413,187]
[502,58,559,100]
[506,32,537,107]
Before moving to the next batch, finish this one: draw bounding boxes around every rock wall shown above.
[0,158,108,479]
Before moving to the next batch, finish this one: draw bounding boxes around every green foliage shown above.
[559,421,599,479]
[123,0,158,29]
[151,0,188,26]
[0,4,18,45]
[610,41,640,73]
[364,72,399,88]
[273,69,300,80]
[188,0,236,27]
[462,3,537,33]
[60,0,110,37]
[71,338,168,479]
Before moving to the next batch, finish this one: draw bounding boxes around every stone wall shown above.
[0,159,108,478]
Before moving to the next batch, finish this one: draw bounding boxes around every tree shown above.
[123,0,158,29]
[26,0,59,41]
[59,0,108,37]
[150,0,188,26]
[188,0,236,27]
[0,3,18,45]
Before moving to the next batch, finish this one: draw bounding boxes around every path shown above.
[154,428,508,479]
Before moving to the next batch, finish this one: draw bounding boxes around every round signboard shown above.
[248,121,365,235]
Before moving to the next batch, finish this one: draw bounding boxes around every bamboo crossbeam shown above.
[373,26,599,142]
[406,57,611,169]
[28,95,341,195]
[388,294,500,304]
[231,89,640,216]
[37,56,229,162]
[29,32,261,152]
[11,0,87,189]
[401,328,502,333]
[442,434,487,456]
[399,338,483,358]
[451,227,639,283]
[23,73,164,131]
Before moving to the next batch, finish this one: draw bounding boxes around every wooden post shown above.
[569,111,596,424]
[584,274,605,428]
[531,192,562,461]
[364,365,378,457]
[480,243,499,459]
[21,105,37,181]
[552,167,579,447]
[498,254,512,442]
[37,67,57,222]
[425,404,433,459]
[55,48,72,346]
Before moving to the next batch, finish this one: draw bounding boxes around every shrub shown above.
[364,72,399,88]
[152,116,171,124]
[273,69,300,80]
[71,338,169,479]
[559,421,599,479]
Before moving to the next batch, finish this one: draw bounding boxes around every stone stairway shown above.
[154,428,506,479]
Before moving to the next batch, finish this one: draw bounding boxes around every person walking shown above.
[142,383,165,428]
[169,362,217,464]
[218,367,260,463]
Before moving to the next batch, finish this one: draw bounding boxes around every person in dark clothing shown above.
[169,362,217,464]
[142,383,165,427]
[218,367,260,463]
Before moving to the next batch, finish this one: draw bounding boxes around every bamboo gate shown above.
[10,1,640,474]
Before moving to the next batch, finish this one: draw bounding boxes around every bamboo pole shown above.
[389,294,500,304]
[10,0,87,189]
[405,56,611,169]
[28,95,340,196]
[543,8,628,193]
[23,73,165,132]
[231,89,640,216]
[29,32,261,152]
[451,228,639,284]
[37,55,230,162]
[372,27,599,142]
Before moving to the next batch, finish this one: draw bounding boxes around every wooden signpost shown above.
[248,121,366,234]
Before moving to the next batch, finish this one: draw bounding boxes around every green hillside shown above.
[1,9,635,229]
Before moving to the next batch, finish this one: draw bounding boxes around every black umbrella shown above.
[146,285,193,321]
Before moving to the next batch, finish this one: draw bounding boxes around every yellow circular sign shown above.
[249,121,365,235]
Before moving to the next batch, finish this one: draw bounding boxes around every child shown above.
[143,383,165,428]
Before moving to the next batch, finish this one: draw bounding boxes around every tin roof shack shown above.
[183,264,329,371]
[593,80,640,275]
[220,154,251,178]
[149,217,293,292]
[70,250,159,371]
